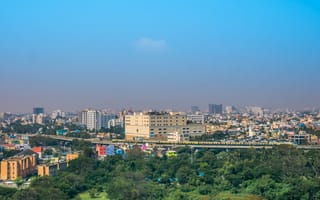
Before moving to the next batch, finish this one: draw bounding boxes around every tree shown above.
[176,166,194,184]
[0,186,17,200]
[44,149,53,155]
[243,175,291,200]
[88,188,98,198]
[14,177,24,188]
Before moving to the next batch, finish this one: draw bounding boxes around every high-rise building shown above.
[51,110,65,119]
[225,105,238,114]
[79,109,102,131]
[0,112,11,120]
[108,118,123,128]
[33,107,44,115]
[190,106,200,114]
[101,113,117,128]
[208,104,223,115]
[32,113,45,124]
[246,106,264,116]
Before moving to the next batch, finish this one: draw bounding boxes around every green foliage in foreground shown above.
[0,186,17,200]
[7,145,320,200]
[75,191,109,200]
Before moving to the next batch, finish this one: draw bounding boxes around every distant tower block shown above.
[33,107,44,115]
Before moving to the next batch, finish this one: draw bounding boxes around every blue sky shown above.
[0,0,320,112]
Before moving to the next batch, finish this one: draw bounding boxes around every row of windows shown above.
[150,124,182,126]
[151,116,185,119]
[150,128,167,131]
[150,119,185,122]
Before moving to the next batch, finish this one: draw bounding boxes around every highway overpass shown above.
[22,134,320,150]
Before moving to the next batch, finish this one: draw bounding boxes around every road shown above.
[21,134,320,150]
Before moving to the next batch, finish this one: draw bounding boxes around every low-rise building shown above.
[1,144,17,151]
[66,153,79,165]
[167,132,189,142]
[96,145,106,157]
[287,131,311,145]
[32,146,43,158]
[0,149,37,180]
[38,163,58,177]
[58,161,67,171]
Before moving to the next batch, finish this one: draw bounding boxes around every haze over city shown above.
[1,0,320,112]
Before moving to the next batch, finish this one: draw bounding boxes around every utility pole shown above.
[191,146,194,164]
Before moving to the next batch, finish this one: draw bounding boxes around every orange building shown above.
[0,150,37,181]
[66,153,79,165]
[38,164,58,177]
[38,161,67,177]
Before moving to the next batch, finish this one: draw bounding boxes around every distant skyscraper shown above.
[79,109,101,131]
[33,107,44,115]
[225,105,238,114]
[191,106,200,114]
[208,104,223,114]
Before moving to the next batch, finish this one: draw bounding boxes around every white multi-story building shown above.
[79,109,101,131]
[187,114,205,124]
[32,114,45,124]
[51,110,65,119]
[167,132,189,142]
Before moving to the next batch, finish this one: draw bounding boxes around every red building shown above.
[32,147,43,158]
[96,145,106,157]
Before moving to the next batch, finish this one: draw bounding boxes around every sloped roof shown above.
[16,149,36,157]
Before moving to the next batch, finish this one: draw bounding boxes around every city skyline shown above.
[1,0,320,112]
[1,104,319,115]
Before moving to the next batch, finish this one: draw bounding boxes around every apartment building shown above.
[0,150,37,181]
[38,161,67,177]
[38,164,58,177]
[79,109,101,131]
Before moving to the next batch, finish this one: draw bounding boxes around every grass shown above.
[75,191,109,200]
[214,192,264,200]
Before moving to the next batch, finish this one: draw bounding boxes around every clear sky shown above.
[0,0,320,113]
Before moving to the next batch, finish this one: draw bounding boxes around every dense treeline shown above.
[2,145,320,200]
[0,121,44,134]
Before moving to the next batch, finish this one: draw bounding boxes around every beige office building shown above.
[125,112,205,140]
